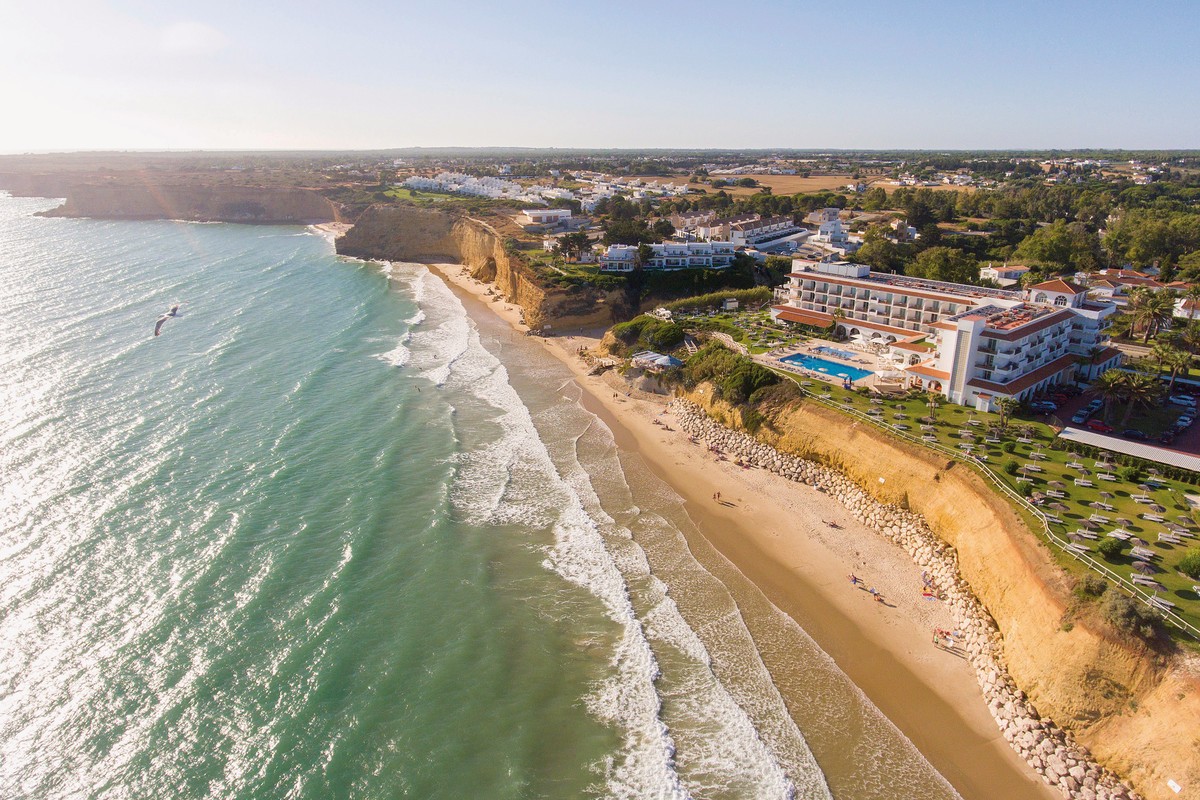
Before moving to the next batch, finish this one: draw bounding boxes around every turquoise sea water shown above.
[0,194,961,800]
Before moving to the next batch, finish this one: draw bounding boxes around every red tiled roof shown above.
[1028,278,1085,294]
[906,362,950,380]
[770,306,833,327]
[890,339,932,352]
[966,353,1079,395]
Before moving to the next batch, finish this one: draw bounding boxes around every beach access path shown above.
[423,262,1058,800]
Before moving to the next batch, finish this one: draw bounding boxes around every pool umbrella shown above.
[1099,491,1114,499]
[1117,517,1134,527]
[1078,468,1092,476]
[1177,514,1194,524]
[1133,561,1156,574]
[1138,484,1152,492]
[1150,503,1166,513]
[1068,532,1086,542]
[1132,537,1148,546]
[1049,480,1067,488]
[1050,502,1070,511]
[1080,519,1099,529]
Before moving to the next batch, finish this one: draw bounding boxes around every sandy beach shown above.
[424,261,1057,800]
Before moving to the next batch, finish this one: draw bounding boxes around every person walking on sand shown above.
[848,574,860,586]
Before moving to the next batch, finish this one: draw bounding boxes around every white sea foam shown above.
[400,264,688,800]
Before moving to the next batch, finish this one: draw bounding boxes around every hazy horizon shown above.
[1,0,1198,152]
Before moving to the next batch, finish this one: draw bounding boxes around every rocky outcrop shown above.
[671,398,1143,800]
[335,204,615,330]
[33,182,339,224]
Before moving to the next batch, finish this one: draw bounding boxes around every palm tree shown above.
[1085,370,1129,423]
[1126,288,1175,343]
[996,396,1019,430]
[1119,372,1165,426]
[1166,349,1193,395]
[1151,340,1179,378]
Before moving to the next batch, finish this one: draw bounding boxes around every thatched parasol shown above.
[1132,560,1156,574]
[1068,532,1087,542]
[1147,467,1161,476]
[1099,491,1114,499]
[1150,503,1167,513]
[1117,517,1134,527]
[1080,519,1099,529]
[1079,468,1092,476]
[1050,502,1070,511]
[1138,484,1152,492]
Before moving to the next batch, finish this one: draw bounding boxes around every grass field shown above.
[765,373,1200,639]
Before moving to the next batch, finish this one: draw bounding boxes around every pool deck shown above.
[760,339,905,389]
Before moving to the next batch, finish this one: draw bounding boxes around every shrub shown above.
[1120,466,1144,483]
[1003,460,1019,475]
[1097,537,1126,560]
[1102,593,1160,640]
[1179,549,1200,580]
[1002,441,1016,453]
[1019,481,1033,497]
[645,322,684,351]
[1074,574,1108,599]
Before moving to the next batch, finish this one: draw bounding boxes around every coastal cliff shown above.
[692,393,1198,800]
[335,205,615,330]
[34,182,339,224]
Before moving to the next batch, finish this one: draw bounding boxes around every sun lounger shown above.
[1090,514,1110,523]
[986,437,1001,444]
[1132,495,1152,503]
[1074,479,1094,487]
[1066,461,1085,470]
[1149,597,1175,611]
[1016,476,1033,483]
[923,435,937,442]
[1141,514,1165,522]
[1042,513,1061,523]
[1098,502,1115,511]
[1023,464,1043,472]
[1097,473,1117,481]
[1046,490,1065,498]
[1107,530,1131,540]
[1130,546,1158,560]
[1017,437,1033,444]
[1130,574,1159,587]
[1158,533,1182,544]
[1029,452,1048,460]
[1065,543,1090,555]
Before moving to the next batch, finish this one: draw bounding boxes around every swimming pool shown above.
[813,345,859,361]
[780,353,874,381]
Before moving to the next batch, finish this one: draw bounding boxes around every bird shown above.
[154,304,181,337]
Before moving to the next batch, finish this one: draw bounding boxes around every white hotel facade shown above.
[771,260,1121,410]
[599,241,736,272]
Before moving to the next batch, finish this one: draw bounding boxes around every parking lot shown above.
[1050,389,1200,457]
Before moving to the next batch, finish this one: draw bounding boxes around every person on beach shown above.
[848,574,860,586]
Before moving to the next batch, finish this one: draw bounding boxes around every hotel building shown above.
[771,260,1121,409]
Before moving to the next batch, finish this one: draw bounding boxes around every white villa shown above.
[980,263,1031,287]
[520,208,572,226]
[599,241,736,272]
[770,260,1121,409]
[729,214,801,247]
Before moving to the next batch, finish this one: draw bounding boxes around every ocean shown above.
[0,193,961,799]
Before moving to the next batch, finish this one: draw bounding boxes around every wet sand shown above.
[426,261,1056,800]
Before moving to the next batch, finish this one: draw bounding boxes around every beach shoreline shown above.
[422,260,1056,800]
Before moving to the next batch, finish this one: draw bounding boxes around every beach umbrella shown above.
[1138,484,1152,492]
[1133,561,1156,574]
[1117,517,1133,527]
[1132,537,1148,547]
[1148,467,1161,476]
[1080,519,1099,529]
[1068,532,1086,542]
[1079,468,1092,476]
[1100,491,1114,499]
[1049,480,1066,488]
[1050,502,1070,511]
[1177,514,1194,524]
[1096,460,1112,469]
[1150,503,1166,513]
[1089,501,1105,509]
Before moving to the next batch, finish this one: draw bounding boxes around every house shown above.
[979,264,1030,287]
[770,261,1120,409]
[728,215,800,247]
[520,208,572,227]
[599,241,737,272]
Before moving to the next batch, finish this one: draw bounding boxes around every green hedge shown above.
[661,287,773,313]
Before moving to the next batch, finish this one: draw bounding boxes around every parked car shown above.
[1070,410,1091,424]
[1177,415,1195,428]
[1029,400,1058,413]
[1160,430,1178,445]
[1087,419,1114,433]
[1086,398,1104,411]
[1122,429,1148,440]
[1168,395,1198,407]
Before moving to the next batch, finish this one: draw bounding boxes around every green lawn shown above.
[767,372,1200,641]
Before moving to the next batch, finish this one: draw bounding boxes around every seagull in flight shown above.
[154,304,181,337]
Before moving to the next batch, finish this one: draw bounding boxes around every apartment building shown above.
[770,260,1120,409]
[599,241,736,272]
[728,214,800,247]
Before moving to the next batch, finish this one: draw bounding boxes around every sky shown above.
[1,0,1198,152]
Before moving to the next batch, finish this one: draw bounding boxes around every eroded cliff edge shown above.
[695,393,1199,800]
[335,204,616,330]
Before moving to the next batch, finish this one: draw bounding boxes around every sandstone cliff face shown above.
[32,183,339,224]
[697,395,1199,800]
[336,205,613,329]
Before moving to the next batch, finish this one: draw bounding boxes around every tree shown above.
[636,243,655,268]
[905,247,979,284]
[1118,372,1163,425]
[1011,219,1101,272]
[1126,287,1176,343]
[1180,549,1200,580]
[1097,536,1126,560]
[861,186,888,211]
[996,397,1020,430]
[1085,369,1129,422]
[555,231,591,262]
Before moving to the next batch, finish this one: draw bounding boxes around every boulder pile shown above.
[670,399,1138,800]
